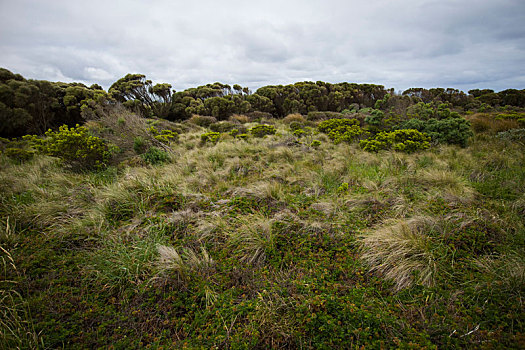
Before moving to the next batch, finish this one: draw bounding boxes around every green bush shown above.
[318,118,363,144]
[310,140,321,148]
[307,111,343,121]
[133,136,148,154]
[209,121,238,133]
[188,115,217,127]
[23,124,110,169]
[3,147,35,163]
[289,121,305,131]
[249,124,276,137]
[360,129,430,153]
[148,126,178,144]
[497,128,525,143]
[293,129,306,138]
[201,131,221,143]
[141,146,170,165]
[398,117,473,147]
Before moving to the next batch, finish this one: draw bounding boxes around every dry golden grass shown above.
[359,216,441,291]
[229,114,251,124]
[156,245,214,278]
[282,113,306,124]
[188,114,217,127]
[467,113,520,133]
[475,252,525,295]
[228,214,274,265]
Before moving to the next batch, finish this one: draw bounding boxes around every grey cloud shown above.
[0,0,523,92]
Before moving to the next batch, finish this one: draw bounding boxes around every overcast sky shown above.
[1,0,524,92]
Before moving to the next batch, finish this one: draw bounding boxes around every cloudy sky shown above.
[1,0,524,92]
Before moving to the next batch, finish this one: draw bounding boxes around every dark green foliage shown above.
[249,124,276,137]
[133,136,148,154]
[188,115,217,127]
[23,124,110,169]
[140,146,170,165]
[360,129,431,153]
[109,73,172,118]
[0,68,109,137]
[399,117,473,147]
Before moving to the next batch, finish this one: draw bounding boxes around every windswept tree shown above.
[109,74,173,118]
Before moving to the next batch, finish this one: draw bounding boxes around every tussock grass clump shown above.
[283,113,306,124]
[0,242,43,349]
[229,114,250,124]
[474,252,525,295]
[188,114,217,127]
[468,113,520,133]
[228,214,274,265]
[359,216,442,291]
[156,245,214,280]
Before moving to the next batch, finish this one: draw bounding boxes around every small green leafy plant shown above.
[201,131,221,143]
[141,146,170,165]
[249,124,276,137]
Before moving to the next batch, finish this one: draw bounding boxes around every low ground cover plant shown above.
[1,102,524,349]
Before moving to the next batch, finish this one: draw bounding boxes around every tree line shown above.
[1,67,524,138]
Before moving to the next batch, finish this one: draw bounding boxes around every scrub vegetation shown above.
[1,68,524,348]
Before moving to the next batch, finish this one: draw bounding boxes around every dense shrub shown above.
[133,136,148,154]
[249,124,276,137]
[307,111,343,121]
[289,121,305,131]
[148,126,178,143]
[364,109,384,127]
[209,121,238,133]
[310,140,321,148]
[3,147,35,163]
[497,128,525,143]
[318,118,363,144]
[293,129,306,138]
[200,131,221,143]
[141,146,170,165]
[246,111,272,121]
[360,129,430,153]
[229,114,250,124]
[398,117,473,147]
[24,124,110,169]
[283,113,306,124]
[188,115,217,127]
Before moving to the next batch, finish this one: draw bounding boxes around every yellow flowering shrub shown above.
[24,124,110,169]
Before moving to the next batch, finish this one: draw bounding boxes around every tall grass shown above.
[358,217,442,291]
